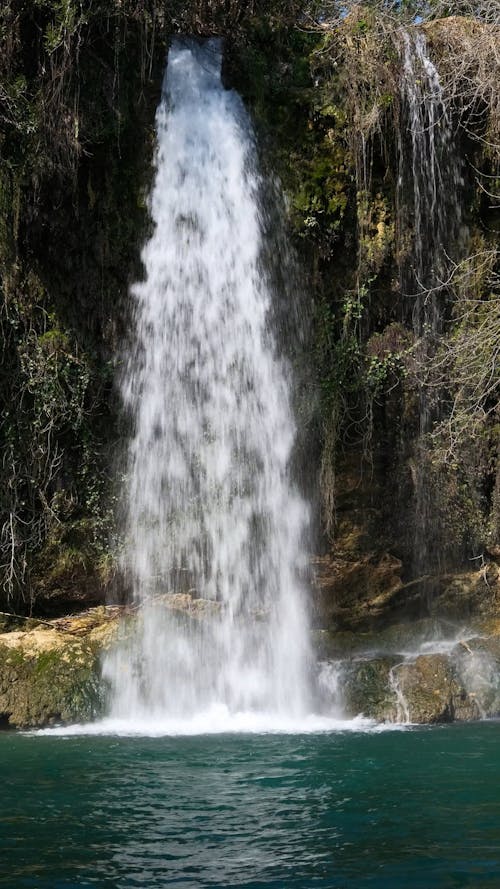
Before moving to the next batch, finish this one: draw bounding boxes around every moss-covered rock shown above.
[340,655,399,722]
[0,607,120,727]
[334,650,486,724]
[0,640,99,728]
[318,618,500,724]
[391,654,481,724]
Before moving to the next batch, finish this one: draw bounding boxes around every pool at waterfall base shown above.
[1,722,499,888]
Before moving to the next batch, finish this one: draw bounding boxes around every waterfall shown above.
[399,30,463,322]
[398,31,465,581]
[103,38,314,730]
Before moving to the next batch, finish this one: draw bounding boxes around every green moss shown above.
[341,657,399,720]
[0,638,103,727]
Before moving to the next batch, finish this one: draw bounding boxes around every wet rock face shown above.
[314,553,500,632]
[337,651,483,724]
[391,654,481,724]
[320,621,500,725]
[0,640,101,728]
[313,552,404,629]
[312,452,500,634]
[340,656,399,722]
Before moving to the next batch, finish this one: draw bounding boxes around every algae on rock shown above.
[0,608,120,727]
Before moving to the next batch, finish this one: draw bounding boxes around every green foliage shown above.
[0,277,116,610]
[365,323,413,394]
[293,2,500,561]
[0,0,168,611]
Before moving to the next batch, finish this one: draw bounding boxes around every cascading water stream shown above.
[398,31,465,582]
[102,38,315,730]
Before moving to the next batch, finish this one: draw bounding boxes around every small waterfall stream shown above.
[398,31,465,581]
[103,38,316,730]
[399,31,462,307]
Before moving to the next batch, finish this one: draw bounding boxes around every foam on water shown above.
[35,709,406,737]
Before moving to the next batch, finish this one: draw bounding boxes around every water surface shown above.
[1,723,499,887]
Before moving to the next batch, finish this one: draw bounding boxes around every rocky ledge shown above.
[0,595,220,729]
[0,607,121,728]
[0,603,499,729]
[318,617,500,724]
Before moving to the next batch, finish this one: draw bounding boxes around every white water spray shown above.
[103,38,314,729]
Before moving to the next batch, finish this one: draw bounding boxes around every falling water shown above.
[399,30,463,317]
[398,31,464,581]
[103,38,314,730]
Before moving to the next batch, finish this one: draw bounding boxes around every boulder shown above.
[391,654,481,724]
[317,619,500,724]
[340,656,400,722]
[0,607,121,728]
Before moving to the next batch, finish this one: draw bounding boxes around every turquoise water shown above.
[1,723,499,888]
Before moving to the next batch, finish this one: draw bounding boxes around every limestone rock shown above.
[312,551,404,628]
[318,619,500,724]
[392,654,481,724]
[0,607,121,728]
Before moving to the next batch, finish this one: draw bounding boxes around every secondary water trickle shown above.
[399,30,463,312]
[103,38,314,729]
[398,30,465,582]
